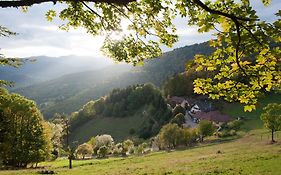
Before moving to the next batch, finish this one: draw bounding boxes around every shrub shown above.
[75,143,93,159]
[158,123,183,149]
[181,128,198,146]
[92,134,114,154]
[172,105,186,117]
[97,146,108,158]
[227,120,243,130]
[135,143,148,155]
[198,120,215,142]
[170,113,186,127]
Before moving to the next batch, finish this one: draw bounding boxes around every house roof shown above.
[167,96,186,103]
[193,111,231,123]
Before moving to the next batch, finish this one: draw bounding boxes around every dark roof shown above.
[193,111,231,123]
[169,96,186,103]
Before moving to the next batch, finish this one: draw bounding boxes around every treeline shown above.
[68,84,172,139]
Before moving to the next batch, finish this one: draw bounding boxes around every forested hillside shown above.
[13,42,213,118]
[68,84,172,142]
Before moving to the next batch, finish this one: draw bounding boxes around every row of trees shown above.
[155,121,215,149]
[74,134,149,159]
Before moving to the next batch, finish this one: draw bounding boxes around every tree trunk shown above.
[69,157,72,169]
[272,129,275,143]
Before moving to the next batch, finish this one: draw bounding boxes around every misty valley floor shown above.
[1,129,281,175]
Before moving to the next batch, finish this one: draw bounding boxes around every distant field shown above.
[1,129,281,175]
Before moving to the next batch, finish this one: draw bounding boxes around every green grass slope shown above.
[222,93,281,131]
[2,130,281,175]
[70,113,146,143]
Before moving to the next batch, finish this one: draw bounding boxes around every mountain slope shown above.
[13,42,213,118]
[1,55,113,88]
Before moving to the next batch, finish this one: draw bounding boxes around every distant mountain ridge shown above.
[0,55,113,88]
[9,41,213,118]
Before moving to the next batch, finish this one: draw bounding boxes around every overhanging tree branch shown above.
[0,0,136,8]
[192,0,255,22]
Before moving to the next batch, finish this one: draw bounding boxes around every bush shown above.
[121,139,134,156]
[170,113,186,126]
[92,134,114,155]
[97,146,109,158]
[227,120,243,130]
[198,120,215,142]
[158,123,183,149]
[135,143,148,155]
[172,105,186,117]
[181,128,198,146]
[217,130,237,138]
[75,143,93,159]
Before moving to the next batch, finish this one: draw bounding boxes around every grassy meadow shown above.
[1,130,281,175]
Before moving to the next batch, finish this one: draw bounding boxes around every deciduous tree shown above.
[198,120,215,142]
[0,88,51,167]
[260,103,281,143]
[75,143,93,159]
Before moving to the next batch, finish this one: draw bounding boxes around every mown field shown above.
[1,129,281,175]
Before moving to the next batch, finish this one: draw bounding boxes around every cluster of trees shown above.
[170,105,186,127]
[155,121,215,149]
[69,84,172,139]
[0,88,52,167]
[75,134,149,159]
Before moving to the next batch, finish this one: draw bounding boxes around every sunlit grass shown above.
[1,129,281,175]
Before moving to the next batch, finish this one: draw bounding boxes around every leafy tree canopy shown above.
[0,88,51,167]
[0,0,280,111]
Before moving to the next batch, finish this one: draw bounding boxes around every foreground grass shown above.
[1,130,281,175]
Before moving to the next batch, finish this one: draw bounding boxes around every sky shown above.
[0,0,280,59]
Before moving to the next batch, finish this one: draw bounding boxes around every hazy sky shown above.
[0,0,280,58]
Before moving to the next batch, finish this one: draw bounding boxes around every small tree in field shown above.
[261,103,281,143]
[159,123,182,149]
[75,143,93,159]
[198,120,215,142]
[93,134,114,155]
